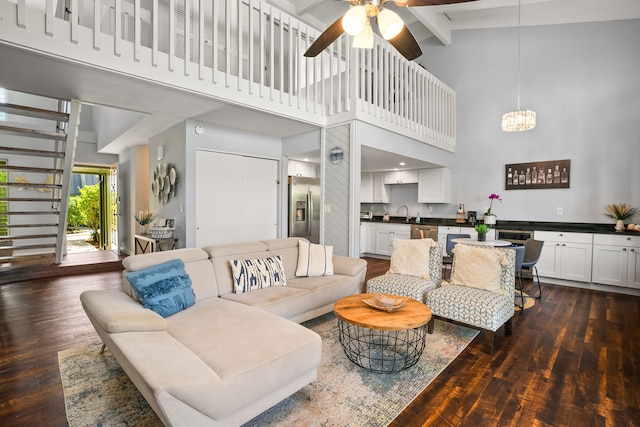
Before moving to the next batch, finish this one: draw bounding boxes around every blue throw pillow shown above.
[126,259,195,318]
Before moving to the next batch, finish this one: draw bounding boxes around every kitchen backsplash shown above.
[361,184,456,219]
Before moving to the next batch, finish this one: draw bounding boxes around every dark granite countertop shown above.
[360,216,640,236]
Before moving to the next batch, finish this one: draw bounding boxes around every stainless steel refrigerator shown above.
[288,176,320,244]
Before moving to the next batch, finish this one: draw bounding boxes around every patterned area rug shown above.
[59,313,478,427]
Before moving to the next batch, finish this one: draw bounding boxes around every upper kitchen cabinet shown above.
[361,172,389,203]
[383,170,419,184]
[288,160,317,177]
[418,168,451,203]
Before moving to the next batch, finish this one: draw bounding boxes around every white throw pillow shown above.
[230,256,287,293]
[450,245,508,294]
[296,240,334,277]
[388,238,436,279]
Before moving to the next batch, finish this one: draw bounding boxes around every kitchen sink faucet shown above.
[398,205,411,222]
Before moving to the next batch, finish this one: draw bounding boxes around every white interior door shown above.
[195,150,278,247]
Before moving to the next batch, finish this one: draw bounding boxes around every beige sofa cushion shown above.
[80,290,167,333]
[262,237,303,279]
[203,242,270,295]
[122,248,217,301]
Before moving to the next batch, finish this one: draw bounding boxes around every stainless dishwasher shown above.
[410,224,438,241]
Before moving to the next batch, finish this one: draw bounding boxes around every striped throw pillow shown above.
[296,240,334,277]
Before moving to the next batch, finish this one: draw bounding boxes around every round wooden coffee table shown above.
[334,293,432,373]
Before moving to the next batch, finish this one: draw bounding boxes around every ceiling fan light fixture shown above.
[353,19,374,49]
[377,8,404,40]
[342,5,367,36]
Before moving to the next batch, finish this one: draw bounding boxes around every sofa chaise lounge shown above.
[80,237,367,426]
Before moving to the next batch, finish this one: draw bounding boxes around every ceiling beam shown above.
[407,7,453,46]
[295,0,327,15]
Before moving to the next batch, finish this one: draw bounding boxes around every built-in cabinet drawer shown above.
[592,234,640,289]
[534,231,593,282]
[288,160,317,177]
[383,170,419,184]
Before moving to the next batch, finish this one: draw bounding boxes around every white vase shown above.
[484,215,496,225]
[615,219,624,232]
[139,224,147,234]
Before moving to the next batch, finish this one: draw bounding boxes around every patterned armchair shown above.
[366,239,443,303]
[424,245,516,354]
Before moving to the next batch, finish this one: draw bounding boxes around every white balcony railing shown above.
[0,0,455,151]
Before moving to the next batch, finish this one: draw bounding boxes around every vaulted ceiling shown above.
[268,0,640,50]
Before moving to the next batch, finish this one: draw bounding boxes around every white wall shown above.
[420,19,640,223]
[148,123,186,246]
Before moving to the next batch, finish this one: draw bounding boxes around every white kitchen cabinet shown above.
[288,160,317,177]
[360,222,377,254]
[375,223,410,256]
[383,170,419,184]
[534,231,593,282]
[592,234,640,289]
[418,168,451,203]
[361,172,389,203]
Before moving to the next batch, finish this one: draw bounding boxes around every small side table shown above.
[134,234,177,254]
[334,293,432,373]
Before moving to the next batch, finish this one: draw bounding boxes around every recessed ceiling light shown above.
[303,158,309,162]
[393,168,398,171]
[399,162,405,166]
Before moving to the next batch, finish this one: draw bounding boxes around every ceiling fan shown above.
[304,0,477,61]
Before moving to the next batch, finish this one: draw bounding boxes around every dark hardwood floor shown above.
[0,256,639,426]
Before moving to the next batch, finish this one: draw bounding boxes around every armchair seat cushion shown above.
[425,284,514,332]
[367,273,438,303]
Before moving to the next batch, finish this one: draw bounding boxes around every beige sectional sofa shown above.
[80,237,367,426]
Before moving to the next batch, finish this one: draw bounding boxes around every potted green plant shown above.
[475,224,489,241]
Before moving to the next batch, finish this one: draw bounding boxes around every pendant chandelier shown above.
[502,0,536,132]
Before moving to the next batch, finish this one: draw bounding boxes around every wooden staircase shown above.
[0,99,81,269]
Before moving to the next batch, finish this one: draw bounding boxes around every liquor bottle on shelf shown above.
[519,169,525,185]
[546,168,553,184]
[537,167,546,183]
[507,167,513,185]
[553,165,561,184]
[532,166,537,184]
[525,168,531,185]
[560,167,569,183]
[513,170,519,185]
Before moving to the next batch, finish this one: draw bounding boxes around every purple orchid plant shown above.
[485,193,502,216]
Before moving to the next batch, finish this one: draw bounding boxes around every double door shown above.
[592,235,640,289]
[535,231,592,283]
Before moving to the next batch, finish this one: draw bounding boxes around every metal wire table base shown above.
[337,319,427,373]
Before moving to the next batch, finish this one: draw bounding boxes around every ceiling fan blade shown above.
[304,17,345,57]
[387,26,422,61]
[395,0,477,7]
